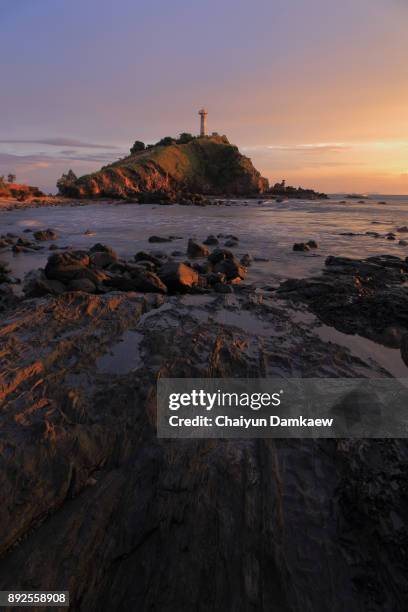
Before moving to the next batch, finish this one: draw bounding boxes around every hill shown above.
[0,180,43,200]
[57,135,269,199]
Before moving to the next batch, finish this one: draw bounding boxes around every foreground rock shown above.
[0,290,405,611]
[277,254,408,351]
[293,240,318,252]
[158,262,199,292]
[24,241,248,298]
[187,239,209,258]
[34,228,58,241]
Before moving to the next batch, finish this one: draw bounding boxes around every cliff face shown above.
[0,181,43,199]
[58,135,269,198]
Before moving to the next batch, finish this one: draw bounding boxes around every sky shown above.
[1,0,408,194]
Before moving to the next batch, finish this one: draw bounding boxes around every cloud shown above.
[241,143,353,155]
[0,137,119,149]
[270,143,350,153]
[0,150,120,165]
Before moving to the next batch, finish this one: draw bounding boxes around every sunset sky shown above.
[1,0,408,194]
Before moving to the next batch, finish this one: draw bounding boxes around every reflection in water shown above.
[96,330,143,374]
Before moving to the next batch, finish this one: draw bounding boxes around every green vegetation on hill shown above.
[58,134,269,199]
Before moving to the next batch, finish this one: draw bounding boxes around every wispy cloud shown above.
[268,143,350,153]
[0,151,117,165]
[0,137,119,149]
[242,142,351,154]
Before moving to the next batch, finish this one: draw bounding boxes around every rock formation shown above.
[0,286,406,611]
[57,135,269,199]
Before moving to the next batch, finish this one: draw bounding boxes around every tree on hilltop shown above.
[178,132,194,144]
[156,136,176,147]
[57,169,77,193]
[130,140,145,154]
[7,173,16,183]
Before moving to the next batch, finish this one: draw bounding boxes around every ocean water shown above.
[1,195,408,376]
[1,196,408,286]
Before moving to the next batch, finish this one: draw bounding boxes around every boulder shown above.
[397,226,408,233]
[187,239,210,258]
[399,240,408,246]
[224,240,238,248]
[90,251,118,269]
[148,236,172,243]
[130,270,167,293]
[191,261,211,274]
[23,269,66,297]
[213,259,247,281]
[158,262,199,292]
[12,245,29,254]
[307,240,318,249]
[0,263,10,283]
[68,278,97,293]
[134,252,161,266]
[208,248,239,266]
[133,260,156,271]
[293,243,310,252]
[105,270,167,293]
[33,228,58,241]
[401,334,408,366]
[89,243,117,256]
[16,238,39,250]
[240,254,253,267]
[45,251,91,281]
[206,272,226,286]
[203,235,219,246]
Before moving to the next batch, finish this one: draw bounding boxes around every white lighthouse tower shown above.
[198,108,208,137]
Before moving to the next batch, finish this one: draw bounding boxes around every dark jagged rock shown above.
[240,254,253,267]
[69,278,97,293]
[158,262,199,292]
[148,235,172,243]
[45,251,91,281]
[24,269,66,297]
[134,251,162,266]
[213,261,246,281]
[187,239,209,258]
[106,270,167,294]
[89,248,118,268]
[293,242,310,252]
[203,235,219,245]
[277,254,408,348]
[208,248,238,265]
[89,243,117,256]
[33,228,58,241]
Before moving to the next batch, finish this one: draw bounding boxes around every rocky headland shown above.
[57,134,269,200]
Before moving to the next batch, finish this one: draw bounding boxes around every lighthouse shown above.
[198,108,208,137]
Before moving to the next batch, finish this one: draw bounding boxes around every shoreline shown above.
[0,193,333,213]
